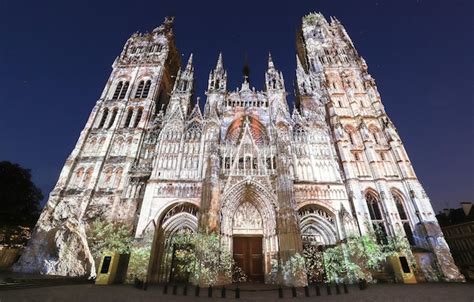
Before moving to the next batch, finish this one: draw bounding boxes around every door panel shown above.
[233,237,247,273]
[233,236,263,282]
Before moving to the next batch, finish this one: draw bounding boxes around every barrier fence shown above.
[133,279,368,299]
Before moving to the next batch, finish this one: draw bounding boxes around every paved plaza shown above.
[0,282,473,302]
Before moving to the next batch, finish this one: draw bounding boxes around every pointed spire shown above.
[265,54,285,91]
[185,53,193,71]
[242,54,250,83]
[208,52,227,92]
[268,53,275,70]
[172,69,182,91]
[296,55,305,72]
[216,52,224,71]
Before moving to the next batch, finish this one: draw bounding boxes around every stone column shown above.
[275,154,306,286]
[199,147,221,233]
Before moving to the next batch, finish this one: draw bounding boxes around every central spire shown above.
[242,54,250,83]
[268,53,275,70]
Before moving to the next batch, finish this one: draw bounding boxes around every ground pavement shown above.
[1,282,474,302]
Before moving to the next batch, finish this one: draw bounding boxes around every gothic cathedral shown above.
[15,13,464,284]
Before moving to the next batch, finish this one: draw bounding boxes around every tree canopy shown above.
[0,161,43,227]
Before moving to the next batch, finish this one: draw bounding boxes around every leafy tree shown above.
[317,233,415,284]
[86,219,134,261]
[0,161,43,227]
[127,245,152,283]
[171,232,234,286]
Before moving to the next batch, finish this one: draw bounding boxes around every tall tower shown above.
[297,12,463,281]
[14,17,180,277]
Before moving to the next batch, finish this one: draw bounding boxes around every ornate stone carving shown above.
[232,202,263,234]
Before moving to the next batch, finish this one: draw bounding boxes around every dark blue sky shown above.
[1,0,472,212]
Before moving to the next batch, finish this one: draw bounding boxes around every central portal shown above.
[231,201,265,282]
[233,236,264,282]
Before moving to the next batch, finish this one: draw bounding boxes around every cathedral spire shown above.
[296,55,305,73]
[242,55,250,83]
[167,53,194,117]
[216,52,224,73]
[172,53,194,94]
[265,54,284,91]
[268,53,275,70]
[207,53,227,92]
[185,53,193,71]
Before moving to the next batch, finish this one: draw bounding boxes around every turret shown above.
[207,53,227,92]
[172,53,194,94]
[167,53,194,116]
[265,53,285,91]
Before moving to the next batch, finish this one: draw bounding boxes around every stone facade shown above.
[15,13,464,283]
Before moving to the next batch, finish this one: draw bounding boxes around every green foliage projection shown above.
[86,219,134,261]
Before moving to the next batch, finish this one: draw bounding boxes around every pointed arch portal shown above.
[298,204,337,246]
[221,179,277,282]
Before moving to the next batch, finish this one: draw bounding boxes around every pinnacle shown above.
[268,52,275,70]
[216,52,224,70]
[185,53,193,70]
[296,55,305,72]
[189,101,202,119]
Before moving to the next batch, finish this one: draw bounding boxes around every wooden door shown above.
[233,236,263,282]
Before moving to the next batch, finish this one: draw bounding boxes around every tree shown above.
[0,161,43,227]
[171,232,234,286]
[86,219,134,262]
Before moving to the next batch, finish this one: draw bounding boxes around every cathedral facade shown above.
[15,13,463,284]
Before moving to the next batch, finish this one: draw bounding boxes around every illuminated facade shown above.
[15,13,464,284]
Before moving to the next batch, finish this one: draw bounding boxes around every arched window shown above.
[107,108,118,129]
[112,82,123,100]
[393,193,407,220]
[344,126,357,145]
[118,81,129,99]
[134,81,144,98]
[369,126,381,144]
[114,137,124,155]
[124,108,133,128]
[83,168,93,188]
[133,107,143,128]
[74,168,84,186]
[366,191,387,243]
[126,137,133,151]
[392,191,415,245]
[88,137,97,152]
[142,80,151,98]
[366,192,382,220]
[98,108,109,128]
[114,168,123,187]
[102,168,113,187]
[98,137,106,151]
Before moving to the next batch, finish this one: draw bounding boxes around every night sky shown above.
[1,0,472,212]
